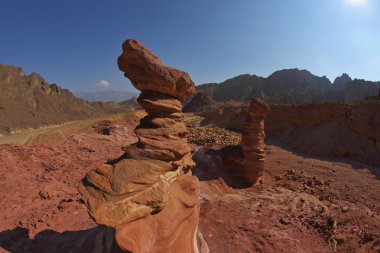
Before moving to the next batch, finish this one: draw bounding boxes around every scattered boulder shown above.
[79,39,201,253]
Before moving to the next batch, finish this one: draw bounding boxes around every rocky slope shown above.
[0,65,130,135]
[197,100,380,167]
[185,69,380,109]
[0,112,379,253]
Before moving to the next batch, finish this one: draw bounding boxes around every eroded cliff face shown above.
[199,101,380,167]
[267,102,380,166]
[79,39,201,253]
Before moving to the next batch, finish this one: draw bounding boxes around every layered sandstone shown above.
[240,98,270,184]
[79,39,200,253]
[115,174,200,253]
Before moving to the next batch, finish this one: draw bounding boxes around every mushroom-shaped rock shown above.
[118,39,195,102]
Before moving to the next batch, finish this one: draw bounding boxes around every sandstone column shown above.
[240,97,270,185]
[79,39,200,253]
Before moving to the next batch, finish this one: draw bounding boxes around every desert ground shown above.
[0,111,378,253]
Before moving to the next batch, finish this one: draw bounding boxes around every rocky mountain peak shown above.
[0,64,24,77]
[333,73,352,90]
[0,64,128,135]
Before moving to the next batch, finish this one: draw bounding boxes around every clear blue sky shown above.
[1,0,379,92]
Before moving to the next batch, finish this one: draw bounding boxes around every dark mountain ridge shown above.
[185,69,380,111]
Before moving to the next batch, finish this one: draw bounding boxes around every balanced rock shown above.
[79,39,200,253]
[118,39,195,102]
[240,97,270,184]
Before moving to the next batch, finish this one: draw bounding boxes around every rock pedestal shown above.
[240,98,270,184]
[79,39,201,253]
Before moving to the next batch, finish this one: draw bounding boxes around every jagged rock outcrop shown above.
[0,64,130,135]
[240,98,270,184]
[79,39,201,253]
[333,73,352,90]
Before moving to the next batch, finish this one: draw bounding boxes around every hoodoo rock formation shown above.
[240,98,270,184]
[79,39,200,253]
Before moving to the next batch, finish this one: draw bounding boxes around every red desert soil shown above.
[0,112,379,253]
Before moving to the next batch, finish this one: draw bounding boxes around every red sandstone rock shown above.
[115,174,200,253]
[240,98,270,184]
[118,39,195,102]
[78,159,175,229]
[79,39,200,253]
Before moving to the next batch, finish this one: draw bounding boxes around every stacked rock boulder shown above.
[240,98,270,185]
[79,39,201,253]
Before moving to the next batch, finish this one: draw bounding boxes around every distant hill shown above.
[185,69,380,112]
[73,90,138,102]
[0,64,131,135]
